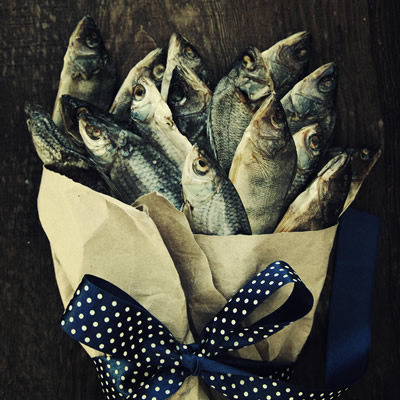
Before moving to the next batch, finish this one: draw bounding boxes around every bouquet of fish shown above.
[26,16,381,400]
[26,16,380,237]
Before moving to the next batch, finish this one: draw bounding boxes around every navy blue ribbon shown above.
[60,208,380,399]
[60,261,342,399]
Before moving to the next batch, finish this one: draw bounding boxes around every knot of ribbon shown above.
[60,261,346,400]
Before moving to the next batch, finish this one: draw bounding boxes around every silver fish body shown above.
[262,31,312,99]
[110,48,167,121]
[182,145,251,235]
[275,153,351,232]
[167,64,212,144]
[207,46,274,172]
[284,123,322,207]
[52,16,116,128]
[77,111,183,208]
[229,94,297,234]
[160,33,210,101]
[130,76,192,170]
[281,62,337,150]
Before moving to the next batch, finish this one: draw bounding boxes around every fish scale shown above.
[110,143,183,208]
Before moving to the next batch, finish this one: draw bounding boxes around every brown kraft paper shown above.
[37,167,338,399]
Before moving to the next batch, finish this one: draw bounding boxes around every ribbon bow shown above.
[60,261,345,399]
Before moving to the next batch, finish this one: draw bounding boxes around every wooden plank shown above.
[0,0,399,398]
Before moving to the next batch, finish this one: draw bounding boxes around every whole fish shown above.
[341,147,382,215]
[52,16,116,128]
[77,109,183,208]
[284,123,322,207]
[229,94,297,234]
[207,46,274,172]
[167,64,212,144]
[110,48,167,121]
[25,102,112,195]
[281,62,337,150]
[130,76,192,170]
[181,144,251,235]
[160,33,210,101]
[262,31,312,99]
[275,153,351,232]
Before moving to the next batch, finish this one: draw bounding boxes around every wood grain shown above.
[1,0,399,399]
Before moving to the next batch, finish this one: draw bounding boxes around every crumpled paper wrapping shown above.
[38,167,337,400]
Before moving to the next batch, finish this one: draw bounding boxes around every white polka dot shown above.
[69,317,74,323]
[81,325,87,331]
[97,293,103,299]
[79,313,84,319]
[84,337,90,343]
[90,310,95,316]
[71,329,76,334]
[87,297,92,303]
[101,306,106,311]
[96,333,102,338]
[84,285,89,291]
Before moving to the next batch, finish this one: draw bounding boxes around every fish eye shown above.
[184,45,195,59]
[169,84,186,104]
[360,148,371,160]
[133,84,146,101]
[309,134,321,150]
[295,47,309,61]
[77,107,89,117]
[152,64,165,80]
[271,108,286,128]
[242,53,255,71]
[85,124,102,140]
[193,157,209,176]
[85,30,100,48]
[319,75,336,92]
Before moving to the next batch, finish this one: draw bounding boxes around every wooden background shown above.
[1,0,399,398]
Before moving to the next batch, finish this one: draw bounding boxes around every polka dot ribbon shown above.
[60,261,347,400]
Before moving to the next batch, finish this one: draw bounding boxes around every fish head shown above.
[233,46,274,102]
[67,16,109,80]
[25,102,87,167]
[350,147,382,181]
[130,76,163,123]
[129,48,167,93]
[182,144,222,203]
[265,31,311,83]
[60,95,115,146]
[161,33,209,100]
[247,94,292,159]
[167,64,212,117]
[293,123,322,169]
[77,110,119,167]
[290,62,337,118]
[318,153,351,206]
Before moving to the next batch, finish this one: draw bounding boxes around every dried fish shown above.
[77,108,183,208]
[275,153,351,232]
[25,102,112,194]
[52,16,116,128]
[281,62,337,150]
[341,147,382,215]
[160,32,210,101]
[167,64,212,144]
[110,48,167,121]
[207,46,274,172]
[262,31,312,99]
[229,94,297,234]
[130,76,192,170]
[284,123,322,207]
[182,145,251,235]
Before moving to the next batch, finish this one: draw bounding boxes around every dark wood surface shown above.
[1,1,399,399]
